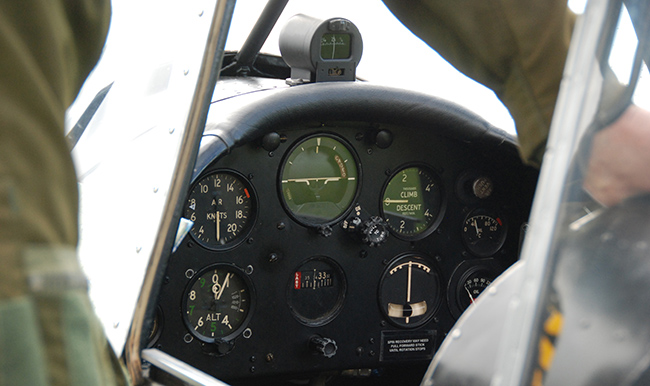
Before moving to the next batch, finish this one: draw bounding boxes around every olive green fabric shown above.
[0,247,129,386]
[0,0,108,245]
[0,0,130,385]
[382,0,576,167]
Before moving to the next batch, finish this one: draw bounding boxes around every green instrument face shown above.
[183,265,252,342]
[280,135,359,225]
[381,166,444,240]
[320,33,351,60]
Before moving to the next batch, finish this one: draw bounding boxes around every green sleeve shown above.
[0,0,110,246]
[0,1,130,385]
[382,0,576,167]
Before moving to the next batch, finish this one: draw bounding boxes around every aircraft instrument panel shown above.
[150,80,537,384]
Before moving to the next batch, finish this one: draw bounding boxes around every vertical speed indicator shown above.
[185,171,256,250]
[381,165,445,240]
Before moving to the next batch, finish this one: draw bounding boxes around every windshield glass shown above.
[226,0,516,135]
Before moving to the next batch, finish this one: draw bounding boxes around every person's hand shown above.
[584,105,650,206]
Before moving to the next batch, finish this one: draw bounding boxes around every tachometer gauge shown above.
[183,264,253,342]
[381,165,444,240]
[378,254,441,328]
[185,171,256,250]
[280,134,359,226]
[461,209,507,257]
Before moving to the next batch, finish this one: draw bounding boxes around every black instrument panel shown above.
[152,82,538,384]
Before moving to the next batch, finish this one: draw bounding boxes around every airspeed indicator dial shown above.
[185,171,256,250]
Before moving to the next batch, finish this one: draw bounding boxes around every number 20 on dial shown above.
[184,171,257,250]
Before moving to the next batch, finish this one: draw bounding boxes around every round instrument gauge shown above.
[381,165,444,240]
[447,259,502,319]
[280,134,359,226]
[287,257,346,327]
[183,264,253,342]
[461,209,507,257]
[185,171,256,250]
[378,254,441,328]
[457,268,493,312]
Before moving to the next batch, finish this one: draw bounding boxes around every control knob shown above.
[360,216,389,247]
[309,335,338,358]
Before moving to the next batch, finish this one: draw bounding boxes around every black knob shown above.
[309,336,337,358]
[261,132,281,152]
[360,216,389,247]
[375,129,393,149]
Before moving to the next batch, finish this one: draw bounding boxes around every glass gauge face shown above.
[379,255,441,328]
[461,209,507,257]
[183,265,253,342]
[457,269,493,312]
[280,135,359,226]
[185,171,256,250]
[320,33,351,60]
[381,166,444,240]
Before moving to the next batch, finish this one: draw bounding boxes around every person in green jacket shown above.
[382,0,650,207]
[0,1,128,385]
[382,0,575,168]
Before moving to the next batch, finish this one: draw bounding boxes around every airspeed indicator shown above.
[185,171,256,250]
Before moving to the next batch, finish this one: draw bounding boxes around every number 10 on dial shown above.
[184,171,257,250]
